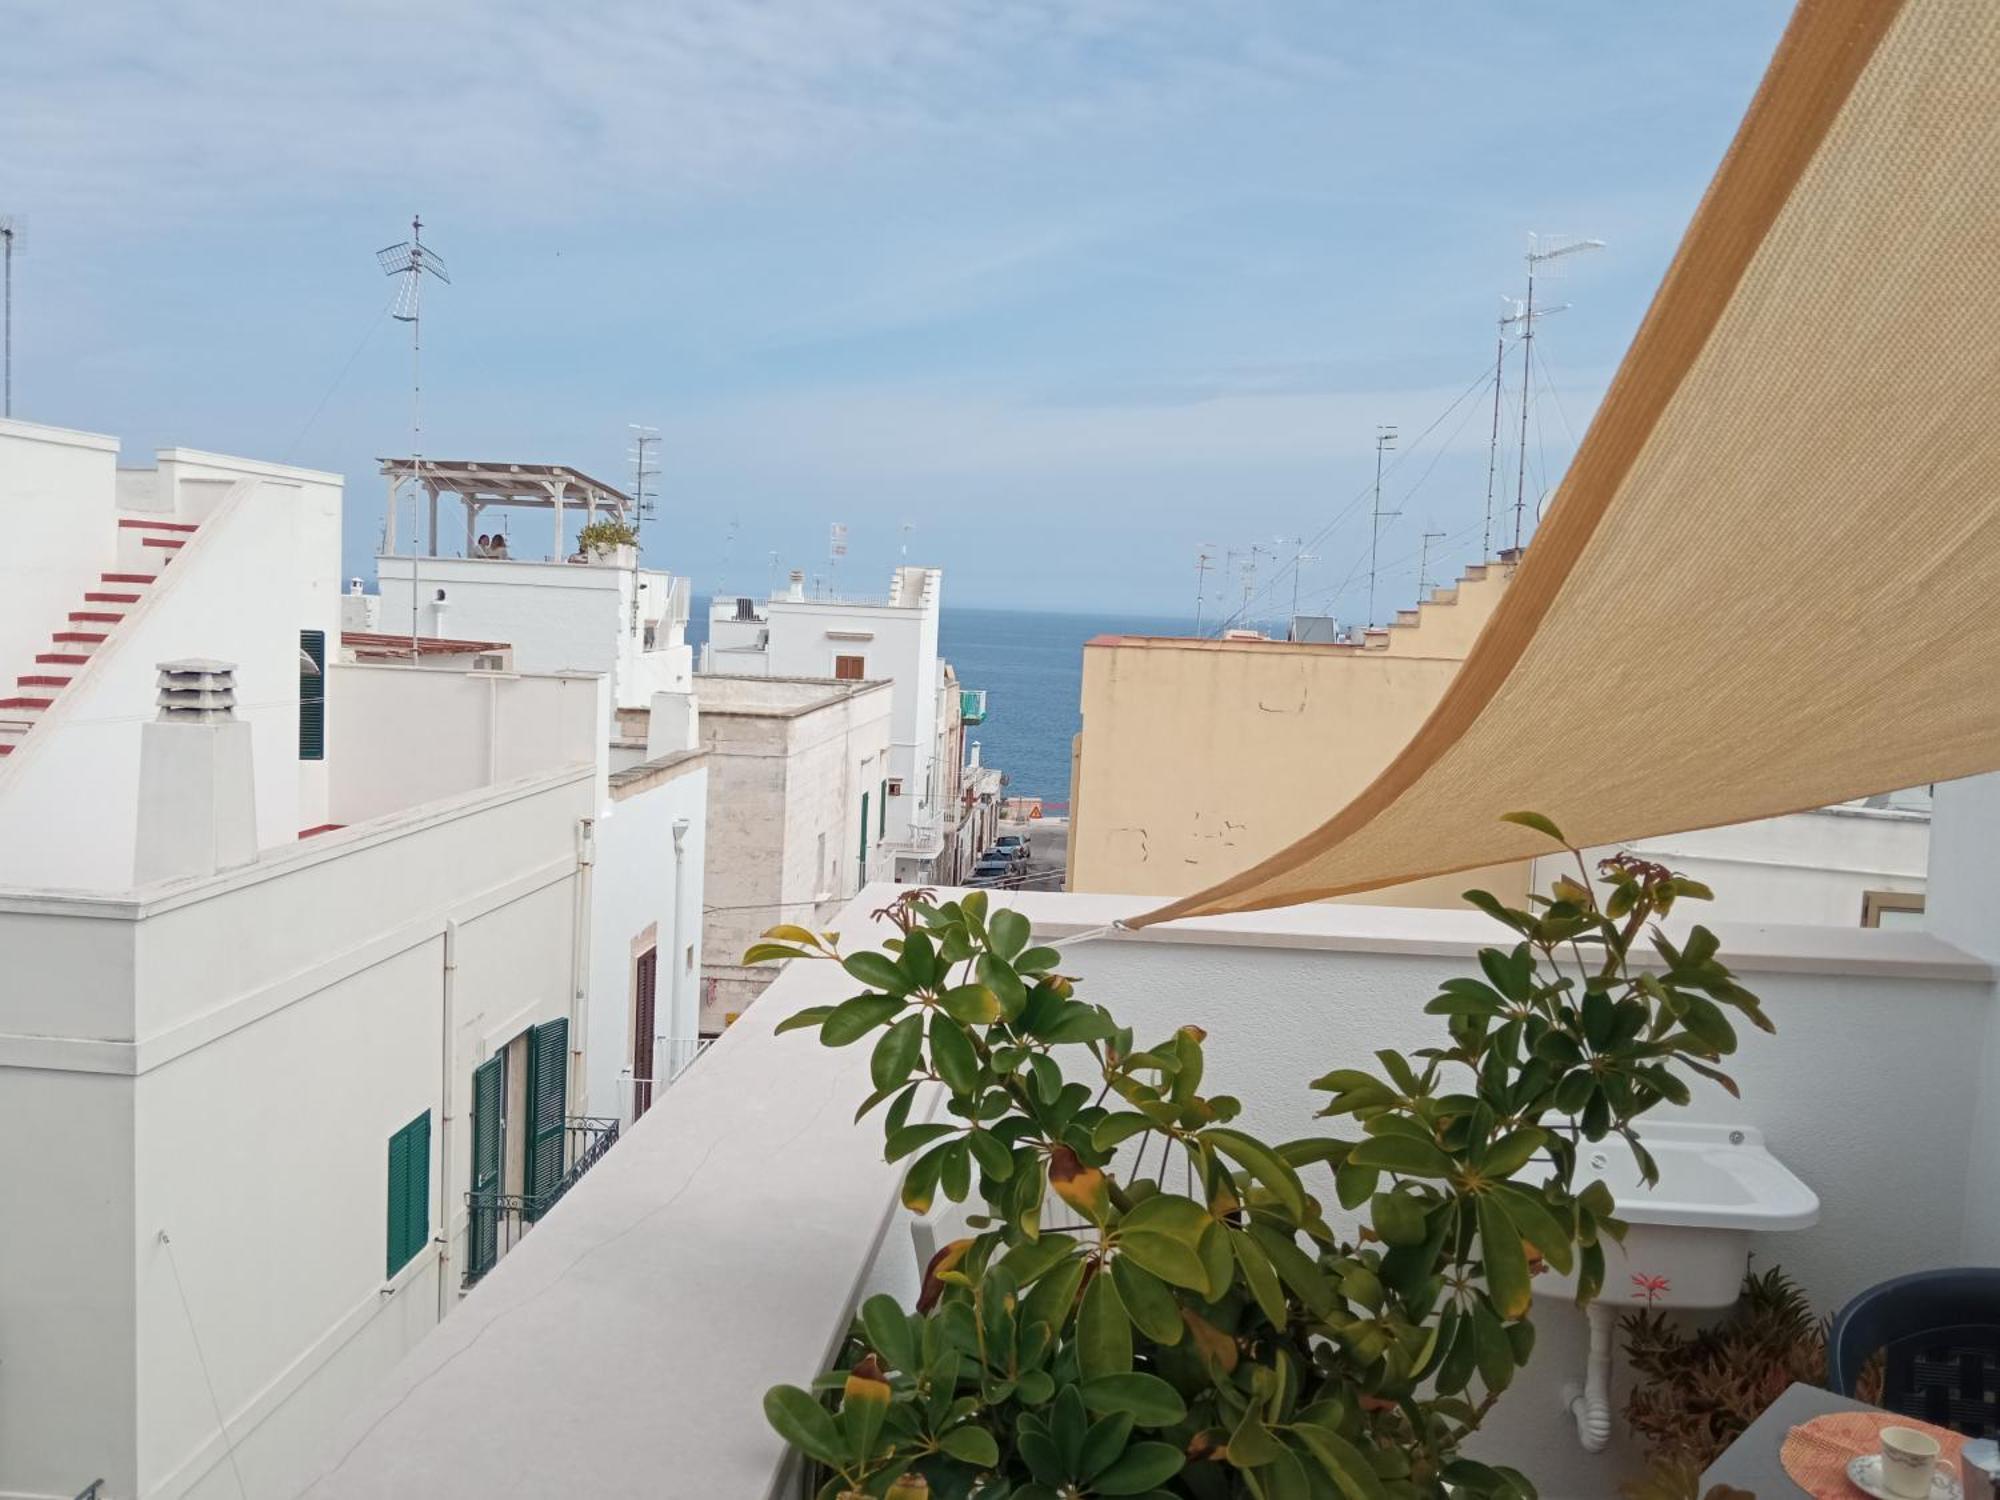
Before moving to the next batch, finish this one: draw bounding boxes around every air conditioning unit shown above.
[472,653,505,671]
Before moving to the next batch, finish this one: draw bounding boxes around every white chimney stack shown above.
[134,659,259,885]
[786,569,805,603]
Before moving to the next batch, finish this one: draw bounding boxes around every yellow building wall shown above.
[1069,560,1525,908]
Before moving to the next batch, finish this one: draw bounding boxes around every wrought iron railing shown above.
[462,1115,619,1288]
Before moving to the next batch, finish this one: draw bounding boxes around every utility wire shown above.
[161,1232,249,1500]
[1208,364,1496,637]
[282,291,397,464]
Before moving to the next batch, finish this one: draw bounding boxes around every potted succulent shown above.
[749,814,1774,1499]
[576,517,639,566]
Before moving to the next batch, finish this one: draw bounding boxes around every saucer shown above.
[1847,1453,1963,1499]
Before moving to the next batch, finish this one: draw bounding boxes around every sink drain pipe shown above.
[1561,1301,1616,1452]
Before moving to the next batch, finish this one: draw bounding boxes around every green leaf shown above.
[1109,1255,1183,1344]
[1246,1222,1337,1317]
[1370,1189,1428,1248]
[1499,809,1567,845]
[1293,1425,1391,1500]
[1478,1192,1533,1320]
[1001,1233,1079,1287]
[975,953,1028,1014]
[968,1129,1016,1181]
[822,994,905,1047]
[1092,1112,1153,1151]
[1079,1411,1136,1482]
[902,1140,949,1214]
[1227,1406,1285,1467]
[773,1004,833,1035]
[1487,1181,1575,1276]
[1077,1372,1187,1427]
[1015,945,1062,974]
[1229,1229,1288,1327]
[1092,1441,1186,1494]
[1039,1002,1117,1045]
[870,1013,924,1090]
[860,1293,915,1371]
[742,941,809,966]
[939,1425,1000,1466]
[1202,1127,1308,1220]
[1117,1229,1210,1292]
[886,1122,955,1162]
[763,1384,845,1467]
[1478,1127,1547,1180]
[929,1012,980,1094]
[842,950,913,995]
[1078,1270,1133,1377]
[1335,1162,1380,1210]
[1019,1252,1088,1339]
[1472,1298,1516,1394]
[989,908,1031,961]
[939,984,1003,1025]
[1346,1135,1456,1179]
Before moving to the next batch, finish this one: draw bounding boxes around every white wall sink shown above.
[1521,1121,1819,1453]
[1529,1121,1820,1309]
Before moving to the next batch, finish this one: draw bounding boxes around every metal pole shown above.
[1484,321,1505,559]
[3,223,13,419]
[1368,426,1397,627]
[1513,258,1536,552]
[410,216,424,660]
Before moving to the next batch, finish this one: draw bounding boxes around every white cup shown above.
[1881,1424,1956,1499]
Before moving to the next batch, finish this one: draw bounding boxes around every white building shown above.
[666,674,895,1030]
[702,566,993,882]
[0,419,654,1500]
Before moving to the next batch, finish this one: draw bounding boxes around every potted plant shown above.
[749,814,1774,1499]
[575,517,639,565]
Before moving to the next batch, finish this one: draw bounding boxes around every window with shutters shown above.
[879,778,887,836]
[833,653,865,681]
[859,790,870,883]
[385,1110,431,1278]
[632,949,658,1119]
[467,1056,503,1281]
[299,629,327,760]
[522,1018,568,1214]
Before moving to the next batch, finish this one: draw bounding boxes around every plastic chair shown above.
[1829,1268,2000,1437]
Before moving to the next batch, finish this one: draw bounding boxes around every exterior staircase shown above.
[0,518,197,757]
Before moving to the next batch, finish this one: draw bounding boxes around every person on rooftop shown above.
[490,533,509,558]
[473,533,493,558]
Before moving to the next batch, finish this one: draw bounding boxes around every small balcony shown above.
[461,1116,620,1288]
[960,687,987,725]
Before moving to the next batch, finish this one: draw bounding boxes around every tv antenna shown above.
[1280,534,1315,627]
[1418,528,1448,597]
[899,520,914,558]
[1483,296,1567,559]
[628,425,660,521]
[0,216,18,419]
[1193,543,1216,635]
[376,215,450,654]
[1367,424,1399,627]
[1512,234,1601,551]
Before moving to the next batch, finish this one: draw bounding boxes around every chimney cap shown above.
[156,660,238,723]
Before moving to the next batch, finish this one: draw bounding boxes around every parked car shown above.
[970,856,1023,888]
[993,833,1031,860]
[983,841,1029,867]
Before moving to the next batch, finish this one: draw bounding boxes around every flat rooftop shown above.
[694,673,891,716]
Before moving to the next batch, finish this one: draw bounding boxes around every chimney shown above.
[134,660,259,885]
[785,569,805,603]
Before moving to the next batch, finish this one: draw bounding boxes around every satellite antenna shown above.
[1368,424,1399,627]
[629,424,661,521]
[1512,234,1601,551]
[376,216,450,654]
[1,215,20,419]
[1418,527,1447,597]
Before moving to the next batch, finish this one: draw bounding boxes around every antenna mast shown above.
[1418,528,1447,597]
[0,216,17,419]
[1368,424,1398,627]
[376,216,451,656]
[629,425,660,521]
[1281,534,1315,629]
[1192,543,1215,635]
[1512,234,1600,551]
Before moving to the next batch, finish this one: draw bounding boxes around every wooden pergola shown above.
[378,459,636,563]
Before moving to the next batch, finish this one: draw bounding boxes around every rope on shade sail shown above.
[1133,0,2000,927]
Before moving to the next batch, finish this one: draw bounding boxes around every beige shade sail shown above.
[1136,0,2000,928]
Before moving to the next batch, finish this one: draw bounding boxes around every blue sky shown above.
[3,1,1792,616]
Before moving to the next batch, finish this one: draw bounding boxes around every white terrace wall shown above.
[1926,770,2000,1261]
[324,662,605,827]
[0,419,121,712]
[0,460,343,888]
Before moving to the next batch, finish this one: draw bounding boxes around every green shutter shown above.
[468,1055,503,1279]
[523,1019,568,1212]
[385,1110,431,1277]
[859,791,870,883]
[299,629,326,761]
[879,778,887,836]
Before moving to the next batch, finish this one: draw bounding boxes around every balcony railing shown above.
[959,687,987,724]
[462,1115,620,1288]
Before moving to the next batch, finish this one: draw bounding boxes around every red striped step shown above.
[36,653,88,665]
[141,537,187,550]
[53,632,108,644]
[84,591,140,604]
[0,745,13,756]
[69,611,124,623]
[117,518,198,533]
[17,676,71,688]
[0,697,53,710]
[102,572,156,584]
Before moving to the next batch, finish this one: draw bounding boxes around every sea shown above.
[688,602,1192,804]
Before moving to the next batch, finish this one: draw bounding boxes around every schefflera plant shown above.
[752,815,1773,1500]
